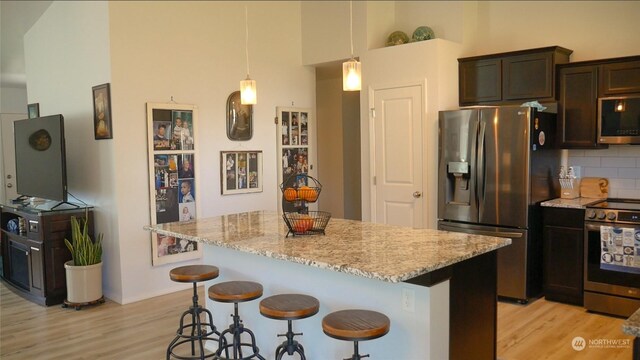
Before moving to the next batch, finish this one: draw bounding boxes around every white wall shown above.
[0,86,27,114]
[23,1,121,300]
[301,1,367,66]
[468,1,640,59]
[108,1,315,303]
[394,1,465,44]
[316,66,345,218]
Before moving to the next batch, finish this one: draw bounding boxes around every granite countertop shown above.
[540,198,604,209]
[145,211,511,283]
[623,307,640,337]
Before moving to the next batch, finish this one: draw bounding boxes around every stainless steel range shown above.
[584,199,640,317]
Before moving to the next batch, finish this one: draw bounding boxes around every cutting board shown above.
[580,177,609,198]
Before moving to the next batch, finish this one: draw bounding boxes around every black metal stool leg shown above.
[273,319,306,359]
[215,302,264,360]
[168,282,224,360]
[344,341,369,360]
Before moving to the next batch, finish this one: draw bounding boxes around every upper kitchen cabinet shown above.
[459,58,502,104]
[458,46,572,106]
[556,56,640,148]
[557,64,602,148]
[599,59,640,96]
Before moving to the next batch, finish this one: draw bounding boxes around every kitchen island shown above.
[146,211,511,359]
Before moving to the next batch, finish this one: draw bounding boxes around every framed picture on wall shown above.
[27,103,40,119]
[92,83,113,140]
[220,150,263,195]
[146,102,201,266]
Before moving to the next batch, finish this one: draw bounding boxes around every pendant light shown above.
[343,0,361,91]
[240,6,257,104]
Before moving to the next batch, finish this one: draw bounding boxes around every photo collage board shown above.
[221,151,263,195]
[147,103,201,266]
[280,111,308,146]
[280,110,310,213]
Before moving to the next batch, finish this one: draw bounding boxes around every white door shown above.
[372,85,423,227]
[0,114,25,203]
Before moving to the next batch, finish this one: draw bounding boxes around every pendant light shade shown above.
[240,7,256,105]
[343,58,361,91]
[240,76,257,105]
[343,1,361,91]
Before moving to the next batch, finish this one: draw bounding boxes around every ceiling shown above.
[1,0,52,88]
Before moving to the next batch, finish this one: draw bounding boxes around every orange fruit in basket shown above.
[284,187,298,201]
[292,215,313,233]
[300,215,314,231]
[297,186,318,202]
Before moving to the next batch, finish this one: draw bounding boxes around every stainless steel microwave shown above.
[598,95,640,144]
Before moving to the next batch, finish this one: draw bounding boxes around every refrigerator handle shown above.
[476,120,486,216]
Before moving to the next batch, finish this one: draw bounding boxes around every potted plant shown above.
[64,216,103,305]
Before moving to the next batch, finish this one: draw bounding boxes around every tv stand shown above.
[0,203,93,306]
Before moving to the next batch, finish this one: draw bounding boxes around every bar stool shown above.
[259,294,319,359]
[167,265,225,360]
[322,309,390,360]
[208,281,265,360]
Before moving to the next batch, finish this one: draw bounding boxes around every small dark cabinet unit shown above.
[599,60,640,96]
[542,207,584,306]
[0,204,93,306]
[459,46,572,106]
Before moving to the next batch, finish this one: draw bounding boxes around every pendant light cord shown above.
[245,6,250,77]
[349,0,354,58]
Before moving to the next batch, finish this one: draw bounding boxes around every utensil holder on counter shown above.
[560,178,580,199]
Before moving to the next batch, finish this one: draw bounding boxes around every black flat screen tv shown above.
[14,114,68,202]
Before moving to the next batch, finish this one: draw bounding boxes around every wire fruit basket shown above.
[282,211,332,237]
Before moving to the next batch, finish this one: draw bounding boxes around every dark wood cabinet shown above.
[556,56,640,148]
[557,65,601,148]
[503,52,555,100]
[459,58,502,104]
[459,46,572,106]
[599,60,640,96]
[0,204,93,306]
[543,207,584,306]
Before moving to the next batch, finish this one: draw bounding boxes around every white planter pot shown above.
[64,260,103,303]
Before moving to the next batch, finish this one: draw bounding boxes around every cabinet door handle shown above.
[25,251,29,256]
[30,247,40,251]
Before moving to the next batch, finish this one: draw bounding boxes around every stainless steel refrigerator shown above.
[437,106,560,302]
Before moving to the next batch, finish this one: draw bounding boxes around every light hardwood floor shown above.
[0,281,634,359]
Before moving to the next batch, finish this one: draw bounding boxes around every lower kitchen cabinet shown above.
[543,207,585,305]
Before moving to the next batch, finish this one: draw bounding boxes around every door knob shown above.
[7,183,12,188]
[413,191,422,198]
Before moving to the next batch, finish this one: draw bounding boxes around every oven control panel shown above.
[586,209,640,224]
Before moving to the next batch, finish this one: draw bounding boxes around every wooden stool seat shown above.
[322,309,390,341]
[259,294,320,320]
[208,281,263,303]
[169,265,219,283]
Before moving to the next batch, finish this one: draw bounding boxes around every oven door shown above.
[584,222,640,299]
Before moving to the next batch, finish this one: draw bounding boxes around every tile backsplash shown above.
[568,146,640,199]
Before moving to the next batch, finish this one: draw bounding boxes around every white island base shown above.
[202,244,449,360]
